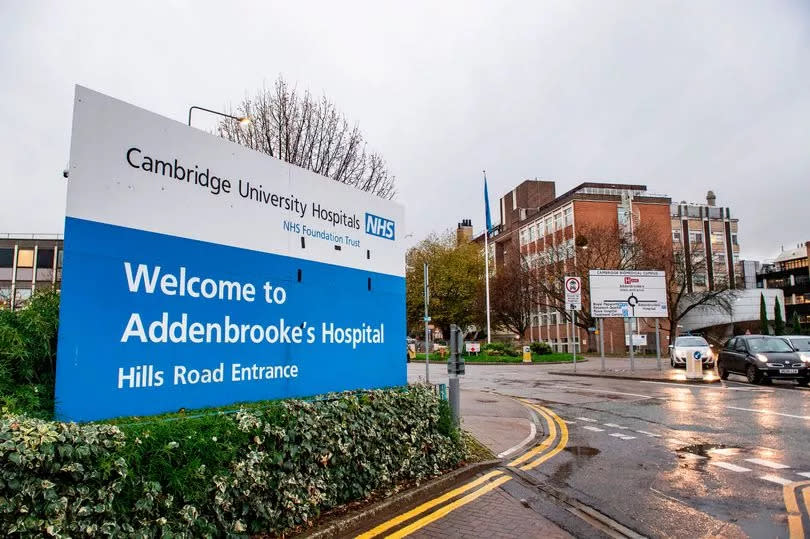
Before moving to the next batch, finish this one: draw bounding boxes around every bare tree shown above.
[653,238,738,336]
[528,222,659,333]
[218,77,396,199]
[490,243,539,337]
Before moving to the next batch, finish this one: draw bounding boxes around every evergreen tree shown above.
[792,311,803,335]
[774,297,785,336]
[760,293,769,335]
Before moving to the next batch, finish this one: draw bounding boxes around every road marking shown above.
[710,461,751,472]
[761,474,793,486]
[782,481,810,539]
[727,406,810,420]
[640,380,772,392]
[746,458,790,470]
[576,417,597,422]
[680,453,707,460]
[583,426,605,432]
[557,386,659,399]
[508,407,556,467]
[355,470,505,538]
[636,430,661,437]
[668,438,689,446]
[564,420,577,424]
[608,433,636,440]
[603,423,629,429]
[497,417,537,458]
[520,404,569,471]
[796,472,810,478]
[384,475,513,539]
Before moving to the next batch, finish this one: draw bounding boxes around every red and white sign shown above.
[465,342,481,354]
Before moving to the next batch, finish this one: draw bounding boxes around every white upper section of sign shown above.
[66,86,405,277]
[589,270,668,318]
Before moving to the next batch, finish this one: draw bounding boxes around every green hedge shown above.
[0,386,466,536]
[0,290,59,419]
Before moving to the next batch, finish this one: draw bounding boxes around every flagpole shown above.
[483,170,492,344]
[485,229,492,344]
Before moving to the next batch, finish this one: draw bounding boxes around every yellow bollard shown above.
[522,345,532,363]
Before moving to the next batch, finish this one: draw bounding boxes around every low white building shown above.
[678,288,785,335]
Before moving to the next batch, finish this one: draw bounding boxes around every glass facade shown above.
[0,236,63,310]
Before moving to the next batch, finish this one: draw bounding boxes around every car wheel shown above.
[746,364,762,385]
[798,378,809,387]
[718,362,729,380]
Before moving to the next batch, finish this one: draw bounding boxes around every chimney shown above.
[456,219,473,245]
[706,190,716,207]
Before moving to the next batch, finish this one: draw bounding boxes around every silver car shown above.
[670,336,715,369]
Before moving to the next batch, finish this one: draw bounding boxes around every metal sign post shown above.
[571,308,576,371]
[424,263,430,383]
[627,317,635,371]
[599,318,605,371]
[448,324,465,425]
[655,318,661,370]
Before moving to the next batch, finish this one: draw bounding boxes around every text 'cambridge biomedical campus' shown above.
[1,3,809,538]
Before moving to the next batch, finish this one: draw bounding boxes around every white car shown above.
[670,336,715,369]
[782,335,810,363]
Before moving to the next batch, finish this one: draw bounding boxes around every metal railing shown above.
[0,233,64,240]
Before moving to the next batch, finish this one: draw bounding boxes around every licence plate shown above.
[780,369,799,374]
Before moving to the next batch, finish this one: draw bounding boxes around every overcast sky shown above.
[1,1,808,261]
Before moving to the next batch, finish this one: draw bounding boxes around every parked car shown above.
[670,335,715,369]
[717,335,809,385]
[782,335,810,362]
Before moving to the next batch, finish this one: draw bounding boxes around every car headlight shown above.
[800,353,810,363]
[756,353,768,363]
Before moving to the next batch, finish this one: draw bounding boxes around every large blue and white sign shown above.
[55,87,406,421]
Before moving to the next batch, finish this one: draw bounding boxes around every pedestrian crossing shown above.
[568,414,810,487]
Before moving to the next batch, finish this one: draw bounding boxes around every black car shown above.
[717,335,810,385]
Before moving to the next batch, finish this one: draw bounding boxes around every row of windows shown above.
[0,247,63,270]
[524,239,576,267]
[780,259,809,271]
[518,207,573,246]
[672,230,739,248]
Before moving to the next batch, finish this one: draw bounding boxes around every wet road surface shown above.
[408,363,810,538]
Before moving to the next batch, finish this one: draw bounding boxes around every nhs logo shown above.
[365,213,395,240]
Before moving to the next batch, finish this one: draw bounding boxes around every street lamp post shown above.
[187,106,251,129]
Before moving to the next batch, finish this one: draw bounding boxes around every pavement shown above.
[354,389,578,539]
[457,389,536,458]
[548,354,720,383]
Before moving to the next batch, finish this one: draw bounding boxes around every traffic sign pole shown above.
[599,318,605,371]
[655,318,661,370]
[571,308,576,371]
[627,317,635,371]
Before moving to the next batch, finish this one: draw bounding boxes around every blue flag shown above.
[484,174,492,235]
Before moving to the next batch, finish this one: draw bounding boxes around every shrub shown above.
[0,385,467,536]
[0,290,60,418]
[530,341,553,355]
[482,341,518,357]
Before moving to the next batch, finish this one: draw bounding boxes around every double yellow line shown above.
[784,480,810,538]
[508,402,569,471]
[357,401,567,538]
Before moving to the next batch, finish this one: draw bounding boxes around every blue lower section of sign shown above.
[55,217,406,422]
